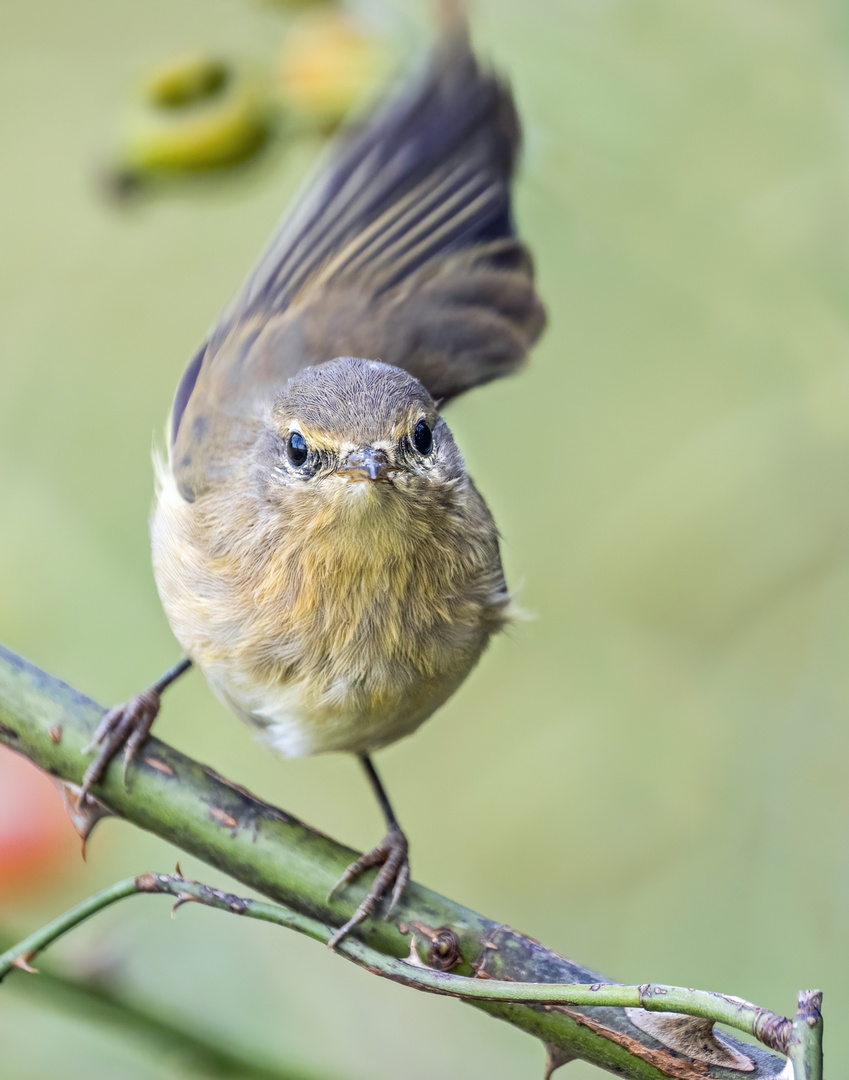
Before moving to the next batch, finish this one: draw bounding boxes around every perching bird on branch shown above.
[82,11,545,944]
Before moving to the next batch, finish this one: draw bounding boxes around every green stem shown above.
[0,644,797,1079]
[2,871,793,1056]
[787,991,823,1080]
[0,878,139,980]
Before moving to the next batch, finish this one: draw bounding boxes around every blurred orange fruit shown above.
[277,11,390,129]
[0,746,77,897]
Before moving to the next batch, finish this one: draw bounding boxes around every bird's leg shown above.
[327,754,410,948]
[80,658,192,804]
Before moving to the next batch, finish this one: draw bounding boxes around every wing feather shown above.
[171,19,545,500]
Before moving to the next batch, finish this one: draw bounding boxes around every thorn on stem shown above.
[13,952,38,975]
[404,936,428,968]
[542,1043,577,1080]
[53,779,114,859]
[209,806,238,831]
[171,892,203,917]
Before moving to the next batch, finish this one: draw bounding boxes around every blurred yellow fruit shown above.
[277,12,389,129]
[118,54,270,176]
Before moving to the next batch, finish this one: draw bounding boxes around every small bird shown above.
[82,14,545,944]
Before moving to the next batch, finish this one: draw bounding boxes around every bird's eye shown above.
[412,419,433,455]
[286,431,309,466]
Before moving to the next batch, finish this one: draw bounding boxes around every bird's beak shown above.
[338,447,392,482]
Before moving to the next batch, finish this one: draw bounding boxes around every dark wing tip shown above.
[229,19,523,321]
[171,344,205,447]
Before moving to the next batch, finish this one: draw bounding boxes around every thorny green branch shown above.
[0,870,807,1053]
[0,644,821,1079]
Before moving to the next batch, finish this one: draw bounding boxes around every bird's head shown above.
[258,357,467,512]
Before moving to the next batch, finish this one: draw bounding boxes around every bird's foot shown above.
[80,688,161,804]
[327,827,410,948]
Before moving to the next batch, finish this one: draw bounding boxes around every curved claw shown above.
[79,688,161,805]
[327,828,410,948]
[386,856,410,918]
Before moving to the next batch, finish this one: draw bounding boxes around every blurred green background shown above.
[2,0,847,1076]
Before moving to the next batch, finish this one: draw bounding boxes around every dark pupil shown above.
[287,431,308,466]
[413,419,432,455]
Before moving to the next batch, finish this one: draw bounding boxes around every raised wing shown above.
[171,20,545,501]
